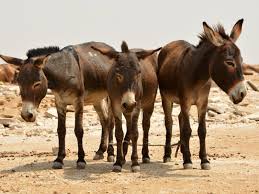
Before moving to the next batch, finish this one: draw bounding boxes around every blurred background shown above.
[0,0,258,63]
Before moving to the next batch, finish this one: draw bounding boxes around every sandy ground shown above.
[0,75,259,194]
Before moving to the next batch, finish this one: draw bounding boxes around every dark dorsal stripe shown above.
[26,46,60,58]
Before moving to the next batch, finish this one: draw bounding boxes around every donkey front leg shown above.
[130,108,141,172]
[113,114,124,172]
[179,102,192,169]
[197,99,210,170]
[142,106,155,163]
[53,101,67,169]
[74,97,86,169]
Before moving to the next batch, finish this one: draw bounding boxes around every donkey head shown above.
[202,19,247,104]
[0,47,59,121]
[92,41,161,113]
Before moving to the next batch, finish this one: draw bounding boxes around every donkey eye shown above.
[224,60,236,67]
[115,73,124,83]
[33,81,41,89]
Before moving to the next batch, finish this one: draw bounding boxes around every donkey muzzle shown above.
[121,91,137,113]
[21,101,37,122]
[228,81,247,104]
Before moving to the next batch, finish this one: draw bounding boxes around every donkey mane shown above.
[197,24,230,46]
[26,46,60,58]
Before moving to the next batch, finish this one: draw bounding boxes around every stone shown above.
[0,118,16,127]
[245,112,259,121]
[45,108,58,119]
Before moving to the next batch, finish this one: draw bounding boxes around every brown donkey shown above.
[92,42,161,172]
[158,19,247,170]
[0,42,116,169]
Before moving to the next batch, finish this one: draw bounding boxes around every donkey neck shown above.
[192,42,217,83]
[42,61,58,90]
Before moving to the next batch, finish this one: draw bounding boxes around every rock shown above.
[245,112,259,121]
[0,100,4,105]
[207,105,225,114]
[45,108,58,118]
[0,124,5,130]
[208,97,221,103]
[0,118,16,127]
[36,121,43,126]
[52,147,59,156]
[208,110,216,117]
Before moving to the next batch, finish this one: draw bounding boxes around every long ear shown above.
[0,54,24,66]
[203,22,224,46]
[91,46,119,59]
[33,55,49,69]
[136,47,162,60]
[230,19,244,42]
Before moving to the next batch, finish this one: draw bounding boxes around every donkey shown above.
[158,19,247,170]
[92,41,161,172]
[0,42,116,169]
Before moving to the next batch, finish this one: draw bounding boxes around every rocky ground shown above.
[0,75,258,194]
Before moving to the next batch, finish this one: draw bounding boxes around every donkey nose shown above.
[21,110,36,122]
[229,81,247,104]
[122,101,137,112]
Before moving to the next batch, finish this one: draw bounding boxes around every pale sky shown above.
[0,0,258,63]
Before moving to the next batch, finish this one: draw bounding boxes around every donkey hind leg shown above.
[53,100,67,169]
[197,100,210,170]
[74,97,86,169]
[179,103,192,169]
[142,105,155,164]
[113,114,124,172]
[130,108,141,172]
[161,95,173,163]
[93,99,110,161]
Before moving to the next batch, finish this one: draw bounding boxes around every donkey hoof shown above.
[142,157,150,164]
[112,165,122,172]
[107,155,115,162]
[77,162,86,169]
[52,161,63,169]
[163,157,171,163]
[131,165,140,172]
[183,163,193,169]
[93,153,104,160]
[121,159,126,165]
[201,163,211,170]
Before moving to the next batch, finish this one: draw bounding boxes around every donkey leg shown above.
[161,95,173,163]
[142,106,154,163]
[113,115,124,172]
[93,100,109,161]
[53,101,67,169]
[122,115,131,165]
[107,114,115,162]
[122,131,130,165]
[130,108,140,172]
[74,98,86,169]
[197,100,210,170]
[179,103,192,169]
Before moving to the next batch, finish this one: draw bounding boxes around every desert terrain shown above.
[0,74,258,194]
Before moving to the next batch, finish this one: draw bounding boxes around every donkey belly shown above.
[84,90,108,105]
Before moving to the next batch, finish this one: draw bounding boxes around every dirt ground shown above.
[0,75,259,194]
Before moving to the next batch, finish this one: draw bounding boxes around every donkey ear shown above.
[230,19,244,42]
[0,54,24,66]
[33,55,48,69]
[203,22,225,47]
[91,46,119,59]
[136,47,162,60]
